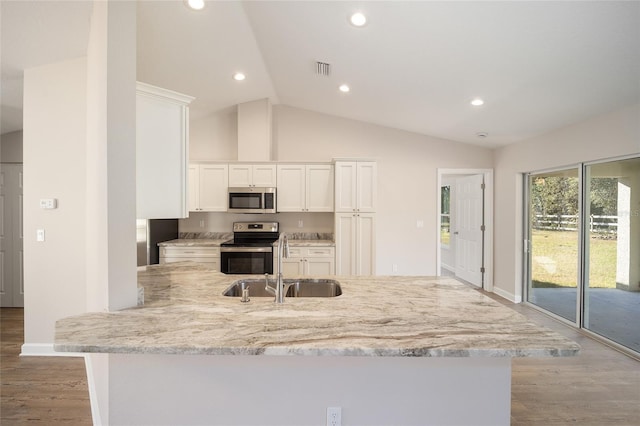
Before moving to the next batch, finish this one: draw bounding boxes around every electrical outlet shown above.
[298,219,304,228]
[392,264,398,273]
[199,219,205,228]
[327,407,341,426]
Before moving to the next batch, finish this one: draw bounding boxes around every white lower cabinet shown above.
[278,246,335,276]
[335,213,376,275]
[160,246,220,272]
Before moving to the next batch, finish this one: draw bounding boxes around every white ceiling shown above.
[2,1,639,148]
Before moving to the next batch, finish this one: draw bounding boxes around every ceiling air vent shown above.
[315,61,331,76]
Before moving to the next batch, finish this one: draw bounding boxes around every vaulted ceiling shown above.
[2,1,639,148]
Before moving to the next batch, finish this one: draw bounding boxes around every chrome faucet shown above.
[264,233,291,303]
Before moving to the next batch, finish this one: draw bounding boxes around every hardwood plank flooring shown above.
[484,292,640,426]
[1,308,92,425]
[1,297,639,425]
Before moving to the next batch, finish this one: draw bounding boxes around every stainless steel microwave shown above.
[228,187,277,214]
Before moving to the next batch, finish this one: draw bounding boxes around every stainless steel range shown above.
[220,222,279,274]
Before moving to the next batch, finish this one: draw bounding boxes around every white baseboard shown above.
[492,286,522,304]
[20,343,86,358]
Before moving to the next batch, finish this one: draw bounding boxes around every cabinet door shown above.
[252,165,277,187]
[306,165,334,212]
[305,257,335,276]
[356,162,377,212]
[228,165,253,187]
[277,165,305,212]
[188,165,199,212]
[199,164,228,211]
[356,213,376,275]
[136,89,190,219]
[334,162,357,212]
[334,213,357,275]
[281,258,304,275]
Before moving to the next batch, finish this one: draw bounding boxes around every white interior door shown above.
[1,164,24,307]
[455,174,484,287]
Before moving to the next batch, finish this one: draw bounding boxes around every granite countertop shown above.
[158,238,228,247]
[279,239,334,247]
[158,238,334,248]
[54,263,579,358]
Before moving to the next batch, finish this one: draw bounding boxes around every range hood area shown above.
[236,98,272,162]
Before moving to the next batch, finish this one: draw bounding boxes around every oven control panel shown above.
[233,222,279,233]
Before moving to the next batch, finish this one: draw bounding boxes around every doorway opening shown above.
[437,169,493,292]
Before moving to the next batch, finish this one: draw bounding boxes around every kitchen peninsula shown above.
[55,263,579,425]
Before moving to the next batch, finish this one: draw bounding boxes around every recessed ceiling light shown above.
[185,0,205,11]
[339,84,350,93]
[350,12,367,27]
[233,72,246,81]
[476,132,489,138]
[470,98,485,107]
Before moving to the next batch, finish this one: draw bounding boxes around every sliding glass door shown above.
[526,156,640,354]
[584,157,640,352]
[526,168,580,323]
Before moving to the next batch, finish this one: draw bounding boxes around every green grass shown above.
[531,230,617,288]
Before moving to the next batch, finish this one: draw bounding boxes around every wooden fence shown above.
[533,214,618,234]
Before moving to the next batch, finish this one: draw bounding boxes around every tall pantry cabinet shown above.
[334,161,377,275]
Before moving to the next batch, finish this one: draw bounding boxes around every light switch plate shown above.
[36,229,45,242]
[39,198,58,209]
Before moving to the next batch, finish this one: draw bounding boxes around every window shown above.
[441,185,451,246]
[525,156,640,355]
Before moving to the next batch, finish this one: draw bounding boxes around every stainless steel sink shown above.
[223,278,342,298]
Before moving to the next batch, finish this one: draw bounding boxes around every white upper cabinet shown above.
[228,164,277,187]
[136,82,194,219]
[277,165,305,211]
[334,161,377,212]
[189,163,229,212]
[277,164,334,212]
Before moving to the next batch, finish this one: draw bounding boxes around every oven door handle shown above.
[220,247,273,253]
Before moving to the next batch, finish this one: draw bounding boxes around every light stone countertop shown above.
[158,238,228,247]
[158,238,334,247]
[54,262,580,358]
[278,239,334,247]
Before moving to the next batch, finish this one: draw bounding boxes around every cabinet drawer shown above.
[304,247,334,258]
[287,247,304,257]
[161,247,220,258]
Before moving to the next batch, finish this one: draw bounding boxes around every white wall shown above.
[273,106,494,275]
[21,0,138,351]
[1,130,23,163]
[493,103,640,302]
[190,108,238,161]
[23,58,88,347]
[85,0,137,313]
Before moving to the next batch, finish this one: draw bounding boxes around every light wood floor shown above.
[0,308,91,425]
[1,300,639,425]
